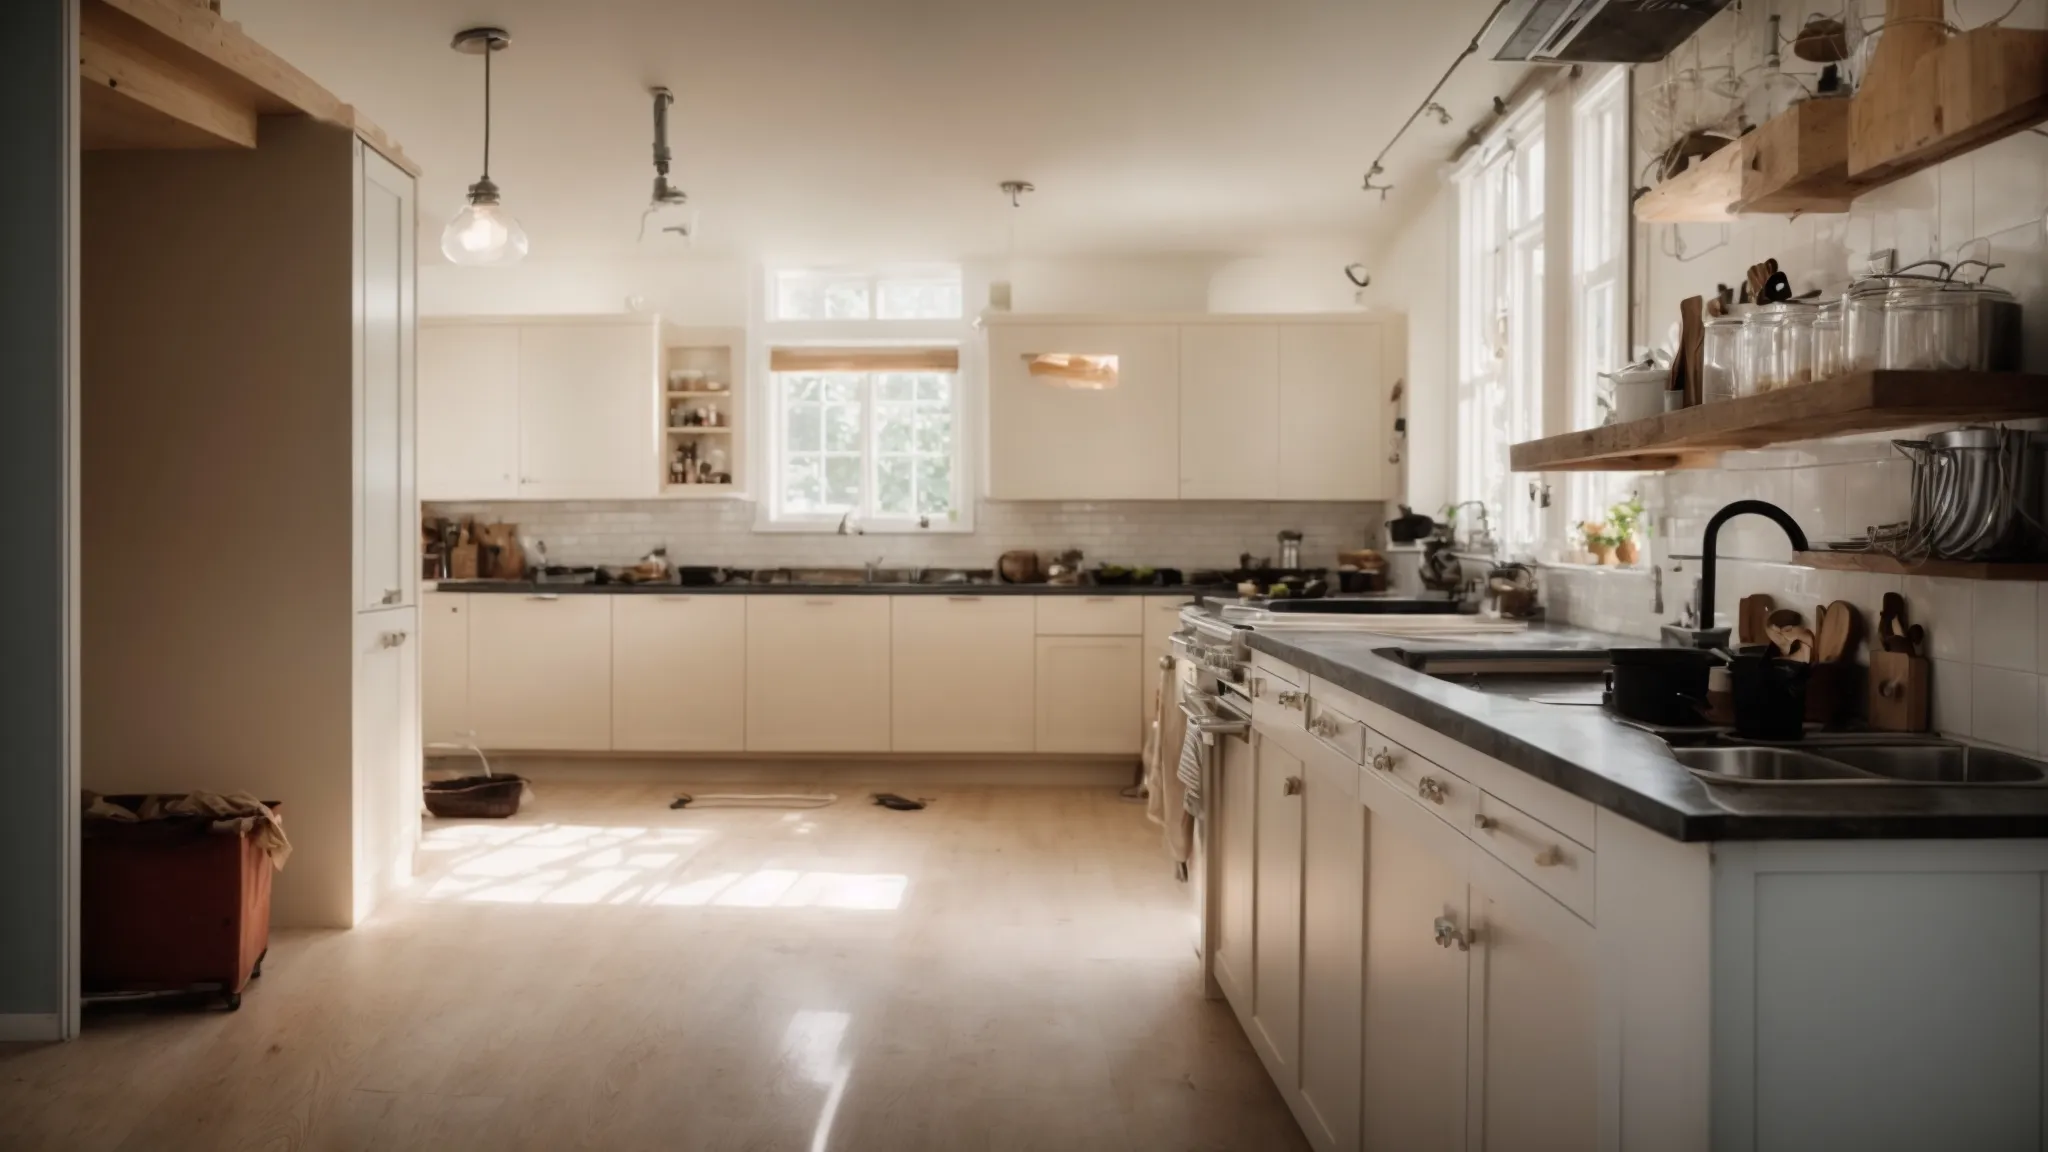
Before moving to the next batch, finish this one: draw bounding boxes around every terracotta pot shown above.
[1616,540,1639,565]
[1592,543,1618,566]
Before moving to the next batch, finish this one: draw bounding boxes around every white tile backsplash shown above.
[1933,659,1973,739]
[1972,582,2039,673]
[1973,666,2039,752]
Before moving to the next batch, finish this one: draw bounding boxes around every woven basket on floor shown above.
[423,774,525,819]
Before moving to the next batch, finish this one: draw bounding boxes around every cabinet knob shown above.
[1370,749,1395,772]
[1310,715,1340,738]
[1283,776,1304,797]
[1473,814,1497,832]
[1534,845,1567,869]
[381,588,403,605]
[1432,916,1471,952]
[1277,689,1306,711]
[1417,776,1449,805]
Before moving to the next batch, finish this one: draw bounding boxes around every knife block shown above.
[1868,652,1929,732]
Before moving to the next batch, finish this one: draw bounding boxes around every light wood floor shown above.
[1,783,1306,1151]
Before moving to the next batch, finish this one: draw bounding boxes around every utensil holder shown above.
[1731,652,1809,740]
[1803,661,1854,726]
[1868,652,1930,732]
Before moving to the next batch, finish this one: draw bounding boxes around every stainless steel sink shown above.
[1670,746,1879,783]
[1260,597,1464,615]
[1811,744,2048,785]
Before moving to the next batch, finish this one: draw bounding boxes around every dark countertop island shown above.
[1241,623,2048,842]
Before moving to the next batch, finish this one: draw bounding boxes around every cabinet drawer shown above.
[1035,595,1142,636]
[1305,694,1367,764]
[1365,731,1478,832]
[1251,651,1303,693]
[1253,678,1310,741]
[1474,791,1597,923]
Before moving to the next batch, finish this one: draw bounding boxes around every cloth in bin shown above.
[85,791,292,869]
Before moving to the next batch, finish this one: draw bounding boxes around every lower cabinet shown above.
[892,596,1035,753]
[420,592,470,746]
[612,595,747,752]
[1034,635,1143,753]
[1469,854,1599,1152]
[746,596,892,752]
[465,594,613,750]
[354,607,419,917]
[1361,787,1474,1152]
[1213,730,1259,1014]
[1250,738,1306,1085]
[1298,744,1365,1152]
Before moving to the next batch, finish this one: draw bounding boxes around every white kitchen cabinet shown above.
[420,592,470,746]
[1468,854,1599,1152]
[1214,728,1259,1015]
[1180,324,1279,498]
[1278,324,1389,501]
[892,596,1035,753]
[465,594,613,751]
[354,607,418,916]
[1142,595,1190,660]
[986,322,1180,500]
[418,323,519,500]
[1034,636,1144,754]
[356,145,416,613]
[746,596,892,753]
[517,321,661,499]
[1297,744,1365,1152]
[1360,786,1473,1152]
[1250,739,1306,1087]
[612,595,747,753]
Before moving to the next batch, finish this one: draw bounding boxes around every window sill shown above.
[1537,560,1654,575]
[752,517,974,536]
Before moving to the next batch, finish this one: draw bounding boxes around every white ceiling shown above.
[230,0,1529,264]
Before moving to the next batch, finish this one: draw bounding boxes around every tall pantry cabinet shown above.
[82,117,421,929]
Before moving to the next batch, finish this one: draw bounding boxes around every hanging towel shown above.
[1176,723,1204,819]
[1142,662,1174,826]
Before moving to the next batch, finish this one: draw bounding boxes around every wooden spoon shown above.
[1738,594,1775,647]
[1816,600,1860,663]
[1765,607,1805,658]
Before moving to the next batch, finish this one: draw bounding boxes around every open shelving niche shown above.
[659,324,745,497]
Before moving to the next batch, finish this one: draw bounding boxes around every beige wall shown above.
[83,118,360,928]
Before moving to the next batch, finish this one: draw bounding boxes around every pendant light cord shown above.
[481,44,492,180]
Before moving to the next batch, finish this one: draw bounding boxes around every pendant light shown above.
[441,27,528,266]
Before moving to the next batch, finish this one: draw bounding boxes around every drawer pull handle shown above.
[1370,750,1395,772]
[1473,814,1496,832]
[1283,776,1304,797]
[1432,916,1471,952]
[1417,776,1449,805]
[527,594,561,602]
[657,596,693,602]
[1534,845,1567,868]
[947,596,984,602]
[1276,690,1306,711]
[1085,596,1116,603]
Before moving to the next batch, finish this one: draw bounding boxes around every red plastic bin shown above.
[81,796,279,1009]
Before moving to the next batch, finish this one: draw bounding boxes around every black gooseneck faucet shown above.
[1698,500,1808,633]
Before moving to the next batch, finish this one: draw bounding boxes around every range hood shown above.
[1480,0,1733,63]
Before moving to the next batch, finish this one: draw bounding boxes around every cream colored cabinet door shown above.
[1251,738,1306,1088]
[517,322,660,499]
[746,596,891,752]
[612,595,746,752]
[1361,784,1471,1152]
[891,596,1035,753]
[1278,323,1389,501]
[356,145,416,612]
[420,592,471,746]
[418,323,519,500]
[987,323,1179,500]
[1142,595,1192,733]
[1034,636,1144,754]
[1468,855,1599,1152]
[1180,324,1279,498]
[1214,730,1259,1018]
[465,594,613,751]
[1298,744,1366,1152]
[354,606,418,921]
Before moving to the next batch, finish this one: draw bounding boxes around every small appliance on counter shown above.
[998,550,1043,584]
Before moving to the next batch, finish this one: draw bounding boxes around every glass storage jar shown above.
[1737,310,1773,394]
[1882,285,1949,370]
[1763,301,1819,390]
[1844,281,1889,372]
[1936,282,2022,371]
[1812,299,1843,381]
[1701,315,1745,402]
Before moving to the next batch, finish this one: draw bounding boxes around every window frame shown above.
[754,265,974,535]
[1565,67,1635,537]
[761,367,968,532]
[768,267,966,323]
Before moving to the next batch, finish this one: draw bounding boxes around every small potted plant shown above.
[1579,521,1618,566]
[1607,493,1646,566]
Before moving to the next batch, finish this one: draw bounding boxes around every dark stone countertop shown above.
[1242,623,2048,842]
[430,580,1229,597]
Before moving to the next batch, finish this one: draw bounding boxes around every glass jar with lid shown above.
[1881,284,1949,370]
[1761,301,1819,390]
[1701,314,1745,402]
[1812,298,1844,381]
[1844,281,1889,372]
[1737,309,1773,394]
[1935,281,2022,371]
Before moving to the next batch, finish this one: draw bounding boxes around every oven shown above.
[1171,605,1252,997]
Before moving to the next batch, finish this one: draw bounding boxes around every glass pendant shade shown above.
[441,192,528,266]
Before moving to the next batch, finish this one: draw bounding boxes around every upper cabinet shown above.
[419,316,663,501]
[987,322,1181,500]
[986,314,1399,503]
[356,145,417,612]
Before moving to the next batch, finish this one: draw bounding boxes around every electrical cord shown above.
[1359,0,1513,199]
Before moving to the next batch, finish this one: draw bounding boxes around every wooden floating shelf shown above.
[1635,100,1859,223]
[666,391,733,399]
[1509,370,2048,473]
[666,426,732,434]
[1794,552,2048,580]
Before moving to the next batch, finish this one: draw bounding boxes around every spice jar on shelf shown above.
[1702,315,1745,402]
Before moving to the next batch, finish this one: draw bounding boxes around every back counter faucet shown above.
[1698,500,1808,633]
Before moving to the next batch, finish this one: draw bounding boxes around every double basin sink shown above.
[1671,740,2048,787]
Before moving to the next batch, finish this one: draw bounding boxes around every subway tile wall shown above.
[424,499,1385,573]
[1541,1,2048,752]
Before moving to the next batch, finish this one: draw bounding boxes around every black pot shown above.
[1606,647,1717,727]
[1729,652,1809,741]
[1387,505,1436,544]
